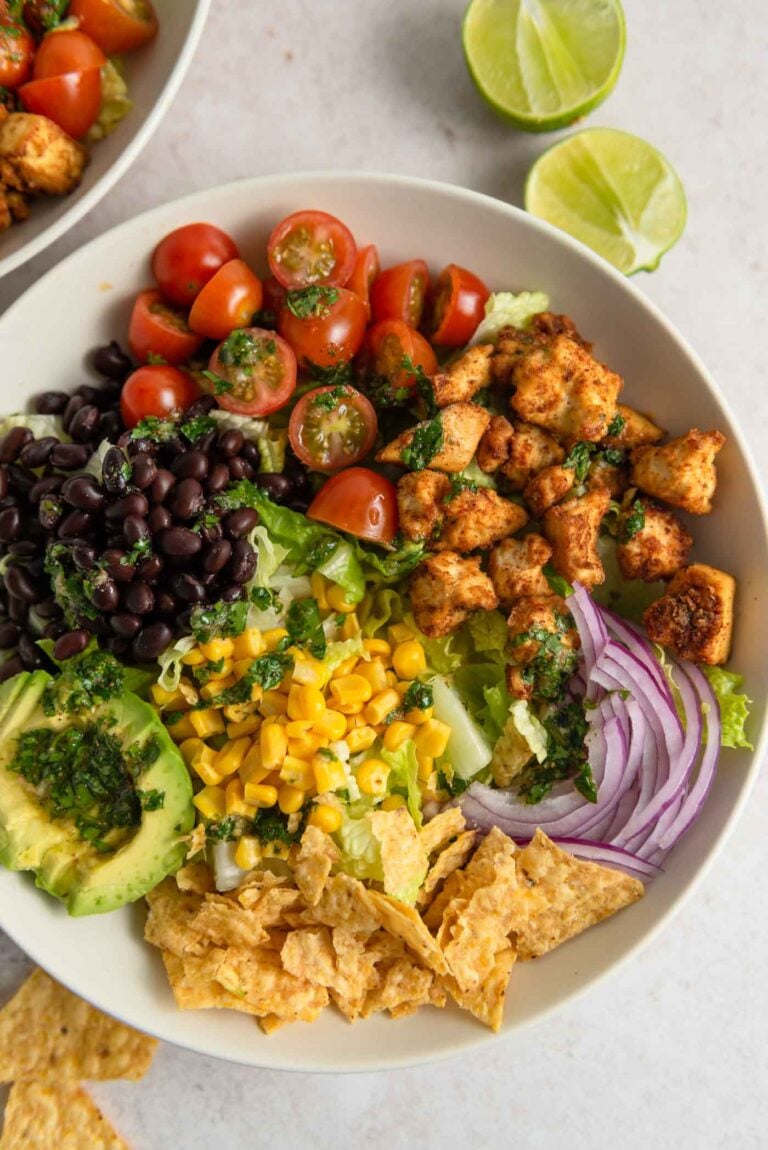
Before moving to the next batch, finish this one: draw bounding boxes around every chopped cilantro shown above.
[42,650,125,717]
[543,564,573,598]
[310,385,350,412]
[181,415,217,443]
[282,597,326,660]
[444,473,478,502]
[201,369,232,396]
[205,652,290,707]
[129,416,177,442]
[146,352,168,365]
[606,412,626,438]
[437,769,470,797]
[212,478,262,513]
[44,543,100,626]
[218,329,260,366]
[190,600,249,643]
[600,447,626,466]
[138,788,165,812]
[193,658,226,687]
[193,511,221,535]
[517,702,590,804]
[620,500,646,543]
[121,537,152,566]
[401,413,444,470]
[285,285,340,319]
[513,613,578,701]
[206,815,240,842]
[403,681,433,711]
[563,441,597,484]
[401,354,437,417]
[251,806,304,845]
[251,586,279,611]
[305,538,339,568]
[307,360,355,388]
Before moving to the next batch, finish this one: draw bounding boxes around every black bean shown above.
[75,385,103,407]
[5,564,44,604]
[0,621,20,648]
[182,396,216,419]
[132,622,173,661]
[217,429,244,458]
[53,629,90,661]
[51,443,90,471]
[102,446,131,497]
[200,520,223,544]
[0,466,7,500]
[196,430,217,455]
[240,440,261,467]
[100,411,124,443]
[172,450,209,481]
[105,636,130,657]
[35,597,63,619]
[170,573,206,604]
[157,526,202,557]
[228,456,254,481]
[154,590,176,615]
[82,616,110,636]
[229,539,257,584]
[127,435,158,458]
[8,596,28,624]
[150,468,176,503]
[256,472,293,502]
[19,437,58,469]
[91,341,134,381]
[287,497,310,514]
[220,583,245,602]
[18,632,45,670]
[0,507,21,542]
[137,554,163,584]
[202,538,232,573]
[42,622,65,642]
[7,540,36,559]
[101,548,136,583]
[7,464,37,495]
[29,474,63,502]
[0,656,23,682]
[110,612,142,638]
[0,427,33,464]
[199,572,218,589]
[168,477,204,521]
[148,505,172,533]
[58,511,93,538]
[62,395,86,432]
[206,462,230,495]
[61,475,105,512]
[123,581,154,615]
[34,390,69,415]
[105,492,149,522]
[158,436,185,467]
[224,507,260,539]
[69,404,101,443]
[123,515,150,546]
[91,578,119,612]
[131,453,157,490]
[72,541,98,571]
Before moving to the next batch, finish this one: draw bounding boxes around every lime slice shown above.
[463,0,626,132]
[524,128,688,274]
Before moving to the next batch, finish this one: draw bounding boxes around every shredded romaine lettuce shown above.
[703,666,753,749]
[88,58,132,141]
[0,413,66,441]
[335,804,383,883]
[381,740,422,828]
[157,636,197,692]
[508,699,548,762]
[470,290,550,344]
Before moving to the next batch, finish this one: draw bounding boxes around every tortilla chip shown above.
[510,829,644,959]
[235,879,303,924]
[191,894,271,950]
[442,945,516,1032]
[281,926,374,1008]
[182,822,207,860]
[258,1014,286,1035]
[0,969,157,1084]
[144,877,206,956]
[214,947,329,1022]
[0,1079,129,1150]
[161,951,260,1015]
[361,888,448,976]
[293,824,340,906]
[417,829,478,908]
[175,860,213,894]
[369,808,428,903]
[300,873,381,935]
[419,807,466,857]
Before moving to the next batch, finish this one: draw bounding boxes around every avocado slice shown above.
[0,671,194,916]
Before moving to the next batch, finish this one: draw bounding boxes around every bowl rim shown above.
[0,0,212,280]
[0,169,765,1073]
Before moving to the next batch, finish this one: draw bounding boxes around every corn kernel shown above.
[189,708,226,738]
[261,722,288,770]
[263,627,289,651]
[363,638,392,659]
[383,720,417,752]
[181,647,207,666]
[225,778,256,817]
[340,613,360,640]
[392,640,427,680]
[191,748,225,787]
[288,733,325,760]
[222,701,252,722]
[326,584,356,613]
[312,752,347,793]
[385,670,399,688]
[314,709,347,741]
[414,719,451,759]
[395,679,411,697]
[226,714,262,739]
[331,655,360,678]
[178,737,205,766]
[279,755,315,789]
[287,684,326,722]
[346,724,378,753]
[405,706,434,726]
[291,656,328,688]
[259,689,288,717]
[244,782,279,808]
[150,684,189,709]
[308,803,342,833]
[330,674,373,707]
[206,658,235,682]
[364,688,401,726]
[193,784,226,819]
[200,637,235,662]
[335,700,364,716]
[234,835,262,871]
[381,793,406,811]
[239,760,269,787]
[356,758,390,795]
[232,659,253,681]
[278,784,305,815]
[262,839,292,860]
[355,660,389,695]
[388,622,415,644]
[232,629,264,660]
[166,713,197,742]
[417,753,434,782]
[310,571,329,609]
[213,737,252,779]
[199,675,235,701]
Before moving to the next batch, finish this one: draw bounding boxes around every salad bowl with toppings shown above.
[0,172,764,1071]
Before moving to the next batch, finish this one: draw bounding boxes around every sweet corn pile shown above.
[150,583,451,867]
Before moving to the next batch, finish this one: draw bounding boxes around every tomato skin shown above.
[308,468,398,545]
[364,319,439,391]
[128,289,204,365]
[152,223,240,308]
[267,210,357,291]
[288,385,377,474]
[261,275,286,321]
[347,243,380,318]
[68,0,158,54]
[277,288,368,370]
[33,28,106,78]
[188,260,263,341]
[120,364,200,429]
[0,23,34,89]
[425,264,490,347]
[370,259,430,328]
[19,66,102,137]
[208,327,297,418]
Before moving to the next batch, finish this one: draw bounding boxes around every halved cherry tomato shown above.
[68,0,158,54]
[19,66,102,138]
[261,275,286,321]
[188,260,263,341]
[33,28,106,79]
[308,467,398,546]
[128,289,204,365]
[347,243,380,318]
[0,22,34,89]
[289,385,377,474]
[363,319,439,394]
[425,264,490,347]
[120,364,200,429]
[277,287,367,369]
[370,259,429,328]
[207,328,297,417]
[267,210,357,291]
[152,223,240,308]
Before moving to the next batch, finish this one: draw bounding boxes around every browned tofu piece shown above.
[506,594,579,699]
[0,112,87,196]
[543,487,611,588]
[616,499,693,583]
[510,335,622,445]
[488,533,553,604]
[502,421,565,490]
[630,429,725,515]
[643,563,735,664]
[432,345,493,407]
[586,456,630,499]
[603,403,665,449]
[435,488,528,552]
[396,469,450,543]
[524,465,575,517]
[491,313,591,388]
[376,403,491,473]
[529,311,592,350]
[409,552,498,638]
[477,414,514,474]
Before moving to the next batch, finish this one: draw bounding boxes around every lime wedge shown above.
[463,0,626,132]
[524,128,688,274]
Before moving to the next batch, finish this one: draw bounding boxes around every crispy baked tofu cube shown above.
[502,421,565,490]
[477,415,515,474]
[643,563,735,664]
[376,402,491,473]
[543,488,611,588]
[491,313,591,388]
[396,469,451,543]
[630,429,725,515]
[604,403,665,449]
[524,464,575,518]
[586,456,630,499]
[435,488,528,552]
[506,593,579,699]
[409,552,498,638]
[488,533,553,604]
[0,112,87,196]
[432,345,493,407]
[616,499,693,583]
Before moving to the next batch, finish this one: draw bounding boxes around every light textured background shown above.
[1,1,767,1147]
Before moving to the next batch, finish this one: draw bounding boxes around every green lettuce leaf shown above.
[466,609,509,654]
[360,588,405,638]
[471,290,550,344]
[336,804,383,882]
[88,59,132,141]
[703,667,753,749]
[381,740,422,828]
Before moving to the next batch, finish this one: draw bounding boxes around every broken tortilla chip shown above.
[0,1079,129,1150]
[300,873,381,935]
[417,829,477,908]
[369,808,428,904]
[175,860,214,894]
[191,894,271,950]
[214,946,329,1022]
[280,926,374,1006]
[361,888,448,976]
[293,824,340,906]
[419,807,466,857]
[144,878,206,957]
[442,945,516,1032]
[161,951,260,1015]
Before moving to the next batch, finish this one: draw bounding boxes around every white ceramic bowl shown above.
[0,173,765,1072]
[0,0,210,279]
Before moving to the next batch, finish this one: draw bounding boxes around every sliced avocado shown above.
[0,671,194,916]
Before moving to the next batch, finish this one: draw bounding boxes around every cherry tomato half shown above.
[261,275,286,322]
[19,66,102,138]
[33,28,106,79]
[277,287,368,370]
[68,0,158,54]
[289,385,377,474]
[308,467,398,546]
[346,243,380,318]
[0,22,34,89]
[152,223,240,308]
[207,327,297,418]
[128,289,203,365]
[188,259,263,341]
[267,210,357,291]
[370,259,429,328]
[364,319,439,393]
[120,364,200,429]
[425,263,490,347]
